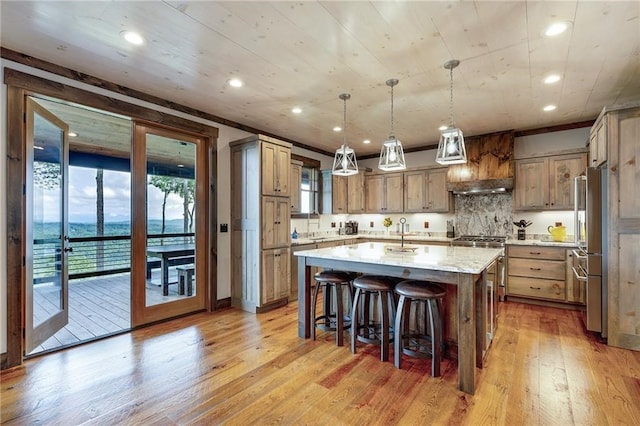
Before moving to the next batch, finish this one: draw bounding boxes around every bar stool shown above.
[350,275,398,361]
[394,280,446,377]
[312,270,354,346]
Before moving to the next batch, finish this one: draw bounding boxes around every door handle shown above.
[64,247,73,253]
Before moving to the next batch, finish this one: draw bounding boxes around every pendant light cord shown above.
[390,83,395,137]
[343,96,347,147]
[449,66,454,127]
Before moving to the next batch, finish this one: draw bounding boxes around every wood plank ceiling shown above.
[1,1,639,156]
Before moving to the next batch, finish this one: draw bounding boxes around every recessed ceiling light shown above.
[229,78,243,88]
[544,22,569,37]
[68,132,78,137]
[543,104,557,112]
[544,74,561,84]
[438,125,448,131]
[291,107,302,114]
[333,126,342,132]
[122,31,144,45]
[363,139,371,144]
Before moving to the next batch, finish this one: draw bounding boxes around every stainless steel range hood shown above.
[448,178,514,195]
[445,131,514,195]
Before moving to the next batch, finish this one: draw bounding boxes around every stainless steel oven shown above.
[574,167,606,336]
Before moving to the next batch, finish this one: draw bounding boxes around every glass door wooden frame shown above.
[3,69,218,369]
[132,121,209,326]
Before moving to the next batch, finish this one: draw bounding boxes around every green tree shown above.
[149,176,182,238]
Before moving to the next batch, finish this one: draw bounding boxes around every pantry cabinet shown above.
[601,103,640,350]
[365,172,404,213]
[230,135,291,313]
[262,141,290,196]
[514,152,587,211]
[262,248,291,305]
[404,168,451,213]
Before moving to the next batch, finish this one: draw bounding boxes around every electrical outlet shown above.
[331,222,336,228]
[424,221,429,229]
[220,223,228,232]
[370,221,374,228]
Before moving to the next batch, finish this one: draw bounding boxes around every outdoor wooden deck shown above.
[31,268,192,355]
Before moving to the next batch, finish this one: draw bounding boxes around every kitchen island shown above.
[295,241,503,395]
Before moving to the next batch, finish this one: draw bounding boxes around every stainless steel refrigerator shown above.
[574,167,607,337]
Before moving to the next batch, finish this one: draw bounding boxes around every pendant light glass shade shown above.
[332,93,358,176]
[379,78,407,171]
[436,60,467,165]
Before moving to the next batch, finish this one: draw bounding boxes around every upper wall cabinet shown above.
[365,172,404,213]
[347,172,366,213]
[589,115,607,167]
[404,168,452,213]
[322,171,366,214]
[262,141,291,196]
[290,160,302,213]
[514,152,587,211]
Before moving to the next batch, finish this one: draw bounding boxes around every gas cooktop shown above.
[452,235,506,248]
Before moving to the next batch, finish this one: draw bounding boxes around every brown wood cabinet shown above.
[404,168,451,213]
[261,141,290,197]
[365,172,404,213]
[601,104,640,350]
[514,152,587,211]
[262,196,291,249]
[347,172,366,213]
[290,160,302,213]
[589,116,607,167]
[322,172,366,214]
[230,135,291,313]
[507,245,566,301]
[262,248,290,305]
[332,175,348,213]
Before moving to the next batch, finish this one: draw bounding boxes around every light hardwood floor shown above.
[2,301,639,425]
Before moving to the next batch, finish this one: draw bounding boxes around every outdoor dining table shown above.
[146,243,194,295]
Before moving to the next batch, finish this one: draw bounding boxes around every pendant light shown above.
[436,59,467,165]
[378,78,407,171]
[332,93,359,176]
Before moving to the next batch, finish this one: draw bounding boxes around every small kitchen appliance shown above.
[547,223,566,242]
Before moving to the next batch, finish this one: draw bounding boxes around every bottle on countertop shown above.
[292,228,298,239]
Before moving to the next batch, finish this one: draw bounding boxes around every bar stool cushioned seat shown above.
[350,275,399,361]
[312,270,354,346]
[394,280,446,377]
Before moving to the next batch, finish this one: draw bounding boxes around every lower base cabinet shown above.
[262,248,291,305]
[507,245,567,302]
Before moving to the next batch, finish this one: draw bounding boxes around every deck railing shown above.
[33,233,195,281]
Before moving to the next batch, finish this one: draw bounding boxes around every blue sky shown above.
[35,166,189,224]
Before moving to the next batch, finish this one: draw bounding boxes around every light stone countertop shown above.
[506,238,577,248]
[294,241,503,275]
